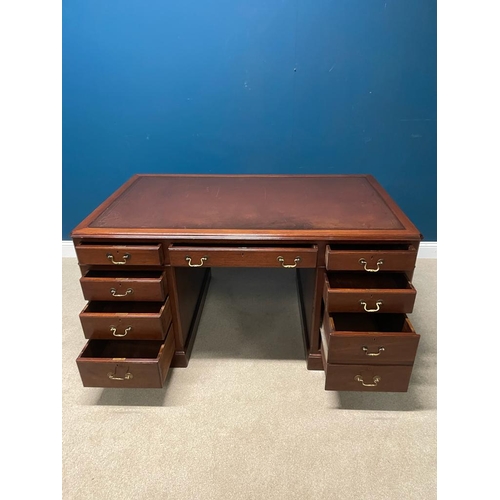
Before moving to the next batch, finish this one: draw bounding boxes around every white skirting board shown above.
[62,240,437,259]
[416,241,437,259]
[62,240,77,258]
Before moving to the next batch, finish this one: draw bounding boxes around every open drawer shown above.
[76,324,175,388]
[79,297,172,340]
[323,271,416,313]
[321,311,420,365]
[80,270,168,302]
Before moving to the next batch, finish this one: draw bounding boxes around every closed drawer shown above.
[325,243,417,272]
[324,364,413,392]
[169,246,317,268]
[76,324,175,388]
[79,297,172,340]
[323,271,416,313]
[321,310,419,365]
[75,244,163,266]
[80,270,168,302]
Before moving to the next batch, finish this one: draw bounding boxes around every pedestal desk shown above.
[71,174,422,392]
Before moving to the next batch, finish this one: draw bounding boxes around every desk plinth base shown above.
[307,353,324,371]
[170,268,211,368]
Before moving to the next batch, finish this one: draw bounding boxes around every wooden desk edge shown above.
[70,174,422,242]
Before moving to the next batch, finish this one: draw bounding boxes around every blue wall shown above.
[63,0,436,240]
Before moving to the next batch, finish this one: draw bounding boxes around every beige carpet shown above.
[62,259,436,500]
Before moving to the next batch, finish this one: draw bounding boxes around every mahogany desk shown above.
[71,174,422,392]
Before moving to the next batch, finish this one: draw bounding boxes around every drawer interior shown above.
[83,270,163,279]
[170,243,316,249]
[328,243,414,251]
[326,271,411,289]
[78,241,161,247]
[330,313,413,333]
[83,301,165,313]
[80,340,163,359]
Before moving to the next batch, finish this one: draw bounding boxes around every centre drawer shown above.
[80,270,168,302]
[321,311,420,365]
[323,271,416,313]
[79,297,172,340]
[76,324,175,388]
[168,246,317,268]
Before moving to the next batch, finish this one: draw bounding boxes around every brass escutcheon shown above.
[360,300,383,313]
[354,375,381,387]
[107,253,130,265]
[277,256,301,268]
[110,288,133,297]
[359,258,383,272]
[110,326,132,337]
[185,256,208,267]
[107,366,133,381]
[362,346,385,356]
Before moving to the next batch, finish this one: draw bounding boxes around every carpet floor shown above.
[62,258,436,500]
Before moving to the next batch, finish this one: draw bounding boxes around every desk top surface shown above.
[72,175,421,241]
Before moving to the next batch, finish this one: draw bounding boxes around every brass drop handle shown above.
[107,253,130,265]
[107,367,133,381]
[360,300,383,312]
[110,288,133,297]
[362,346,385,356]
[277,256,301,268]
[185,256,208,267]
[354,375,381,387]
[110,326,132,337]
[359,258,383,272]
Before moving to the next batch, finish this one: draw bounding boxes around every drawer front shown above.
[75,244,163,266]
[327,332,419,365]
[325,364,413,392]
[79,297,172,340]
[322,310,419,364]
[323,272,416,313]
[80,272,167,302]
[325,245,417,272]
[169,246,317,268]
[76,325,175,388]
[324,288,416,313]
